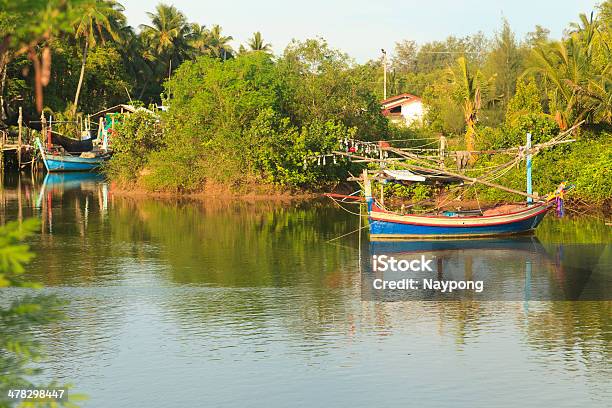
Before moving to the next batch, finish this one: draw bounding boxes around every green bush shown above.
[106,109,163,183]
[467,132,612,204]
[382,182,433,201]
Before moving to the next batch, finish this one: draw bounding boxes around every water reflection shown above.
[0,173,610,408]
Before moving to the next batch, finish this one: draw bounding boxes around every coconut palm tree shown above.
[140,3,193,76]
[189,23,209,56]
[72,0,126,115]
[247,32,271,53]
[202,25,234,60]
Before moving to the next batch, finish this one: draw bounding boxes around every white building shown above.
[381,93,425,126]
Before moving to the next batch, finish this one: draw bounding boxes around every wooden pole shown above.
[439,135,446,169]
[31,129,35,176]
[98,117,103,139]
[48,115,52,149]
[18,107,22,169]
[526,133,533,204]
[363,169,372,200]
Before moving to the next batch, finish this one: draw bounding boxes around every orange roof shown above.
[381,93,422,109]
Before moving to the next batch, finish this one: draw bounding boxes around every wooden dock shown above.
[0,107,36,171]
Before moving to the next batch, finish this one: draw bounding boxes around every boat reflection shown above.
[363,237,608,301]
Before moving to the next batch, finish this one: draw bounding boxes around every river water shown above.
[1,173,610,408]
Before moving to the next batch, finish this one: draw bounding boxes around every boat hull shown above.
[368,202,552,240]
[44,154,107,172]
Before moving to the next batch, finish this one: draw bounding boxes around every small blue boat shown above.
[35,138,110,172]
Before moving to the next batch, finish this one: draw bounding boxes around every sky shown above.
[122,0,602,62]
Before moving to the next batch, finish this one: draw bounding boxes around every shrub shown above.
[106,109,163,183]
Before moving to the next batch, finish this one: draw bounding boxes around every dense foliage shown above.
[107,45,378,190]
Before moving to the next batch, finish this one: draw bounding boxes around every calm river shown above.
[1,173,610,408]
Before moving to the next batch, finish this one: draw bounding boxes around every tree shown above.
[72,0,126,115]
[415,34,489,74]
[201,25,234,60]
[447,56,492,158]
[140,3,193,78]
[189,23,208,55]
[392,39,418,73]
[0,0,82,112]
[506,79,542,120]
[527,20,611,129]
[247,31,271,53]
[120,27,155,101]
[525,25,550,47]
[277,38,387,139]
[485,19,522,113]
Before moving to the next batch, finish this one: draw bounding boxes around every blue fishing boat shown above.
[367,199,552,240]
[35,138,110,172]
[359,170,563,240]
[41,152,108,172]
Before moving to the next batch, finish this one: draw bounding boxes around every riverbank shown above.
[107,180,319,202]
[107,179,611,216]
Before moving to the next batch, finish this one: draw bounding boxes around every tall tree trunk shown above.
[0,50,8,124]
[72,39,89,116]
[27,48,44,113]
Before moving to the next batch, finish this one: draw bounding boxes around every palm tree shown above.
[527,30,610,128]
[447,56,490,160]
[72,0,125,115]
[202,25,234,60]
[568,12,599,55]
[189,23,209,56]
[247,32,271,53]
[140,3,193,76]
